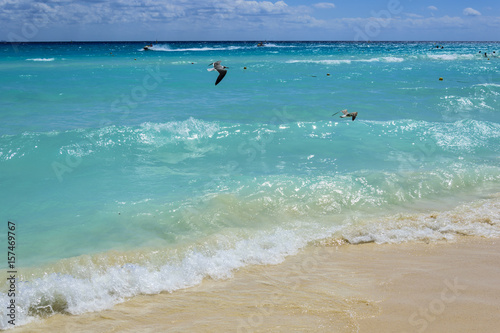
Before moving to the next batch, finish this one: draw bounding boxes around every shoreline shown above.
[11,236,500,332]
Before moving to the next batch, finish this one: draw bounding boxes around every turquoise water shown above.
[1,41,500,328]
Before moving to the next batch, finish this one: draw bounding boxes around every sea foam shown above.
[1,195,499,329]
[26,58,55,62]
[0,226,331,329]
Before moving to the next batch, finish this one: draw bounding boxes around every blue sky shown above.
[1,0,499,41]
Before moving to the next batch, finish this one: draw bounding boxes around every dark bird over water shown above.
[208,61,228,85]
[332,109,358,121]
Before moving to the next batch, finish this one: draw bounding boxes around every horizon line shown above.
[2,40,500,43]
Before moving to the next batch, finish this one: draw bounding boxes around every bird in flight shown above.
[208,61,228,85]
[332,109,358,121]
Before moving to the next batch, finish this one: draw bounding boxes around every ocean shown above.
[1,41,499,329]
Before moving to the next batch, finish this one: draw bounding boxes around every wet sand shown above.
[13,237,500,333]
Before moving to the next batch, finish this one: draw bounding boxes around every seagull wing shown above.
[351,112,357,121]
[341,109,348,115]
[215,69,227,85]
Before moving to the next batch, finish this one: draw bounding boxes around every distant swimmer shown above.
[332,109,358,121]
[208,60,228,86]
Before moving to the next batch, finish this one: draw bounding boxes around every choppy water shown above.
[1,41,499,328]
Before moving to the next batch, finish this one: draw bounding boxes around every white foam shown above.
[26,58,55,62]
[475,83,500,88]
[2,175,500,330]
[260,43,296,48]
[139,117,220,141]
[56,118,221,158]
[3,194,499,329]
[286,57,404,65]
[142,44,248,52]
[432,119,500,153]
[0,225,333,329]
[339,197,500,244]
[381,56,404,62]
[286,59,352,65]
[427,54,475,61]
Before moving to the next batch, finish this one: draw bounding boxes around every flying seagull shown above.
[332,109,358,121]
[208,61,228,86]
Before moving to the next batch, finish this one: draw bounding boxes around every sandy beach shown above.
[12,236,500,333]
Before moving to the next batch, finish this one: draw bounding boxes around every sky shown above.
[1,0,499,41]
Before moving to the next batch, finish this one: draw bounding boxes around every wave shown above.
[287,59,352,65]
[475,83,500,88]
[286,57,404,65]
[1,192,498,329]
[286,53,480,64]
[2,118,499,166]
[68,118,220,157]
[380,56,404,62]
[0,118,219,161]
[260,43,297,48]
[26,58,55,62]
[331,195,500,244]
[431,119,500,152]
[0,224,334,328]
[139,44,249,52]
[138,42,330,52]
[427,54,476,60]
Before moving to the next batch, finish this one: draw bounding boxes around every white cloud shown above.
[213,0,290,15]
[313,2,335,9]
[405,13,423,19]
[1,0,499,41]
[0,0,299,30]
[463,7,481,17]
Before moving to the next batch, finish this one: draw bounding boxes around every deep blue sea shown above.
[1,41,499,328]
